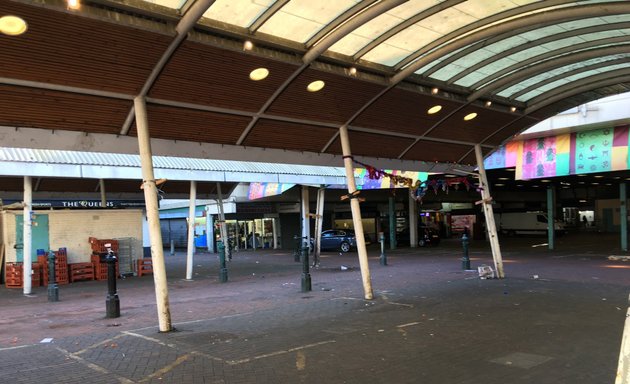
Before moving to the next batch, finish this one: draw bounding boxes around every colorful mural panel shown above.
[574,128,613,174]
[247,183,295,200]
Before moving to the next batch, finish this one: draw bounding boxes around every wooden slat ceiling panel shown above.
[128,105,249,144]
[150,42,299,112]
[482,116,541,147]
[0,2,171,94]
[266,69,387,124]
[353,88,464,136]
[402,140,471,163]
[458,146,493,166]
[424,105,516,144]
[243,119,337,153]
[0,177,24,192]
[0,86,130,134]
[325,131,415,159]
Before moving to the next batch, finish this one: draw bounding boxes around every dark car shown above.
[396,225,440,247]
[313,229,357,253]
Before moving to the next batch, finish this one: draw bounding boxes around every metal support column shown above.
[23,176,32,295]
[185,180,197,280]
[206,209,214,253]
[621,183,628,252]
[216,183,229,258]
[99,179,107,208]
[409,191,418,248]
[272,217,279,249]
[389,196,397,250]
[339,125,373,300]
[547,186,555,250]
[474,144,505,279]
[314,187,325,266]
[301,185,310,252]
[134,96,172,332]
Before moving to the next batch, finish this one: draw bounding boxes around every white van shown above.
[494,212,566,236]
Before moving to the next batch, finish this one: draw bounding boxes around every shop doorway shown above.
[15,214,50,262]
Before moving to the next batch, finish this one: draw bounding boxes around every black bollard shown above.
[218,241,228,283]
[379,232,387,266]
[105,244,120,318]
[461,233,471,270]
[301,246,311,292]
[47,250,59,302]
[293,235,302,262]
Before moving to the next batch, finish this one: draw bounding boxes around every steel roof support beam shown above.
[391,2,630,85]
[352,0,465,61]
[468,45,630,102]
[508,57,630,101]
[237,0,406,145]
[525,70,630,115]
[468,36,630,93]
[443,22,630,85]
[305,0,379,48]
[120,0,216,135]
[248,0,290,33]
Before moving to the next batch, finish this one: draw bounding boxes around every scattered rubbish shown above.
[602,298,607,301]
[378,329,385,333]
[321,288,332,291]
[478,265,495,279]
[533,275,539,279]
[608,255,630,261]
[106,323,121,327]
[340,265,349,271]
[40,338,53,343]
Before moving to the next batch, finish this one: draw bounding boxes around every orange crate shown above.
[68,263,94,282]
[137,258,153,277]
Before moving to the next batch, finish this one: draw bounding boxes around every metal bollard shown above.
[379,232,387,266]
[218,241,228,283]
[105,244,120,318]
[301,246,311,292]
[47,250,59,302]
[461,233,471,270]
[293,235,301,262]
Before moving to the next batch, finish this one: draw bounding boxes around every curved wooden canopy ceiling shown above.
[1,0,629,168]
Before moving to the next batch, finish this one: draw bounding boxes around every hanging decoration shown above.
[351,158,477,203]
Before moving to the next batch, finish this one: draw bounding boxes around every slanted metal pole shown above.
[621,183,628,252]
[185,180,197,280]
[339,125,373,300]
[547,186,555,250]
[23,176,32,295]
[409,191,418,248]
[216,183,229,258]
[134,96,172,332]
[272,217,279,249]
[314,186,325,265]
[301,185,310,251]
[616,293,630,384]
[389,196,396,250]
[99,179,107,208]
[474,144,505,279]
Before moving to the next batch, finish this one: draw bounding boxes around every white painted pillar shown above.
[23,176,32,295]
[409,190,418,248]
[301,185,310,250]
[339,125,373,300]
[216,183,229,256]
[99,179,107,208]
[185,181,197,280]
[252,219,257,250]
[206,210,215,253]
[474,144,505,279]
[272,217,279,249]
[134,96,172,332]
[314,187,325,263]
[616,293,630,384]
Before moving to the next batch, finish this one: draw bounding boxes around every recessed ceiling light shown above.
[498,177,510,180]
[606,183,612,186]
[243,40,254,51]
[579,199,587,203]
[464,112,477,121]
[348,67,357,76]
[485,101,492,107]
[67,0,80,9]
[506,168,515,172]
[578,181,586,184]
[613,177,621,179]
[577,174,587,177]
[532,185,539,187]
[593,175,604,178]
[0,15,28,36]
[541,179,550,183]
[444,174,457,178]
[249,67,269,81]
[494,183,505,187]
[516,184,524,187]
[591,182,599,185]
[428,105,442,114]
[431,87,439,95]
[510,106,517,112]
[307,80,325,92]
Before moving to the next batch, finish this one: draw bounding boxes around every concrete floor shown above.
[0,232,628,383]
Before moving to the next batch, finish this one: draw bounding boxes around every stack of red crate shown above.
[4,262,42,288]
[55,248,69,285]
[89,238,119,280]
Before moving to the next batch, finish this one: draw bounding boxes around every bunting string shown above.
[351,158,479,203]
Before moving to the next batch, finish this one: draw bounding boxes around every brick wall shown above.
[2,210,143,264]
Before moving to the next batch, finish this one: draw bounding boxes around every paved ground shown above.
[1,232,628,383]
